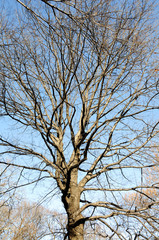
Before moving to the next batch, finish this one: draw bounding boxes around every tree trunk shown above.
[67,219,84,240]
[62,168,84,240]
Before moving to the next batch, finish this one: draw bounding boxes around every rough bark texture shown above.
[62,168,84,240]
[67,218,84,240]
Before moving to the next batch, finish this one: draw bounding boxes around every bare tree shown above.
[0,199,63,240]
[0,0,159,239]
[123,148,159,239]
[0,167,65,240]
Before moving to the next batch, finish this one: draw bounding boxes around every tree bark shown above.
[67,220,84,240]
[62,168,84,240]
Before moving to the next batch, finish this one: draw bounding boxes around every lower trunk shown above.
[64,190,84,240]
[67,219,84,240]
[62,168,84,240]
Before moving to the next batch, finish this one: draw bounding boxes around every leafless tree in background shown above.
[0,0,159,239]
[0,201,51,240]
